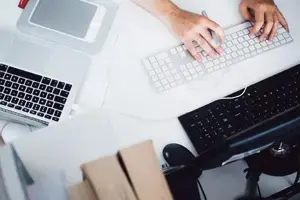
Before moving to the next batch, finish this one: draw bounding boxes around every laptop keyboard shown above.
[0,64,72,122]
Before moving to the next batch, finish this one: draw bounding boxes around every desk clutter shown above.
[0,140,174,200]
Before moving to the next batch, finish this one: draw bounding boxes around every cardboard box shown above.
[70,140,173,200]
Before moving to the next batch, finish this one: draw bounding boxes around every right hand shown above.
[161,7,225,62]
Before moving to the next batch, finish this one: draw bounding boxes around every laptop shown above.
[0,0,118,127]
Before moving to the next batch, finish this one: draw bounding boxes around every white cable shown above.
[219,87,248,100]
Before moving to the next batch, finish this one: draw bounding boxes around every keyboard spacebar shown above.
[7,67,42,82]
[228,106,300,152]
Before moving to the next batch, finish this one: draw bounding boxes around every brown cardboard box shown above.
[70,140,173,200]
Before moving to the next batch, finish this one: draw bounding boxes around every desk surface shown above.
[2,0,300,199]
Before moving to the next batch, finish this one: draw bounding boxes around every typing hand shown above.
[161,8,225,62]
[239,0,289,41]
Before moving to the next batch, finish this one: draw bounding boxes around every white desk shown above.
[1,0,300,199]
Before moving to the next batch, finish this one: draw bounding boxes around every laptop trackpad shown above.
[5,38,52,73]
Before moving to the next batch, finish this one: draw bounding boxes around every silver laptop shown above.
[0,0,118,127]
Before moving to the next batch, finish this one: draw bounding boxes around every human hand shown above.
[161,7,225,61]
[240,0,289,41]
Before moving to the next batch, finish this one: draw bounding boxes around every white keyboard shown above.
[143,21,293,93]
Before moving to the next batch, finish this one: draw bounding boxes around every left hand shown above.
[239,0,289,41]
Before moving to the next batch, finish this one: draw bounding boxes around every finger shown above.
[239,3,254,21]
[196,27,223,54]
[277,11,289,32]
[269,14,279,40]
[194,35,217,58]
[184,40,202,61]
[260,12,273,41]
[250,9,265,36]
[202,18,225,42]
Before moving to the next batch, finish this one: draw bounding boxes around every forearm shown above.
[131,0,178,18]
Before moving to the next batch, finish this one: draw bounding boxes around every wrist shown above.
[156,0,180,20]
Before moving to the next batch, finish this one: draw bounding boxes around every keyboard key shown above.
[60,90,69,98]
[25,80,32,86]
[50,80,58,87]
[280,39,287,44]
[11,90,17,96]
[25,102,33,109]
[237,44,243,49]
[37,113,44,117]
[39,98,46,105]
[39,84,46,91]
[238,37,244,43]
[237,31,244,36]
[4,88,11,94]
[52,117,59,121]
[33,89,40,96]
[30,110,37,115]
[0,79,4,85]
[4,74,11,80]
[0,64,8,72]
[18,92,25,99]
[40,92,47,98]
[33,104,40,111]
[54,103,64,111]
[11,76,18,82]
[22,108,29,113]
[32,82,39,88]
[243,48,250,53]
[15,106,22,110]
[46,101,54,107]
[25,94,32,101]
[19,85,26,92]
[42,77,51,85]
[0,72,4,78]
[12,83,19,89]
[231,33,238,39]
[45,115,51,119]
[0,86,3,93]
[231,46,238,51]
[156,52,168,60]
[46,86,53,93]
[8,103,14,108]
[40,106,47,113]
[4,95,12,102]
[32,96,39,103]
[47,94,54,100]
[5,81,12,87]
[255,43,261,49]
[54,110,62,117]
[204,62,214,68]
[47,108,54,115]
[26,87,33,94]
[0,101,7,106]
[18,78,25,84]
[225,35,232,41]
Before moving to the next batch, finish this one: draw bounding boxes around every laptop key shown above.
[22,108,29,113]
[45,115,51,119]
[46,86,53,93]
[64,84,72,91]
[19,85,26,92]
[5,81,12,87]
[42,77,51,85]
[53,88,60,95]
[38,113,44,117]
[0,72,4,78]
[25,94,32,101]
[0,64,8,71]
[52,117,59,122]
[47,94,54,100]
[18,92,25,99]
[11,90,18,96]
[18,100,26,106]
[33,104,40,111]
[8,103,14,108]
[0,101,7,105]
[32,82,39,88]
[46,101,54,107]
[39,84,46,91]
[4,74,11,80]
[54,110,62,117]
[0,80,4,85]
[4,88,10,94]
[26,87,33,94]
[30,110,37,115]
[40,92,47,98]
[39,98,46,105]
[0,94,4,100]
[50,80,58,87]
[47,108,54,115]
[4,95,11,102]
[54,96,66,104]
[18,78,25,84]
[33,89,40,96]
[60,91,69,98]
[57,82,65,89]
[26,102,33,109]
[0,86,3,92]
[12,83,19,89]
[15,106,22,110]
[32,96,39,103]
[40,106,47,113]
[11,76,18,82]
[12,97,18,104]
[53,103,64,111]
